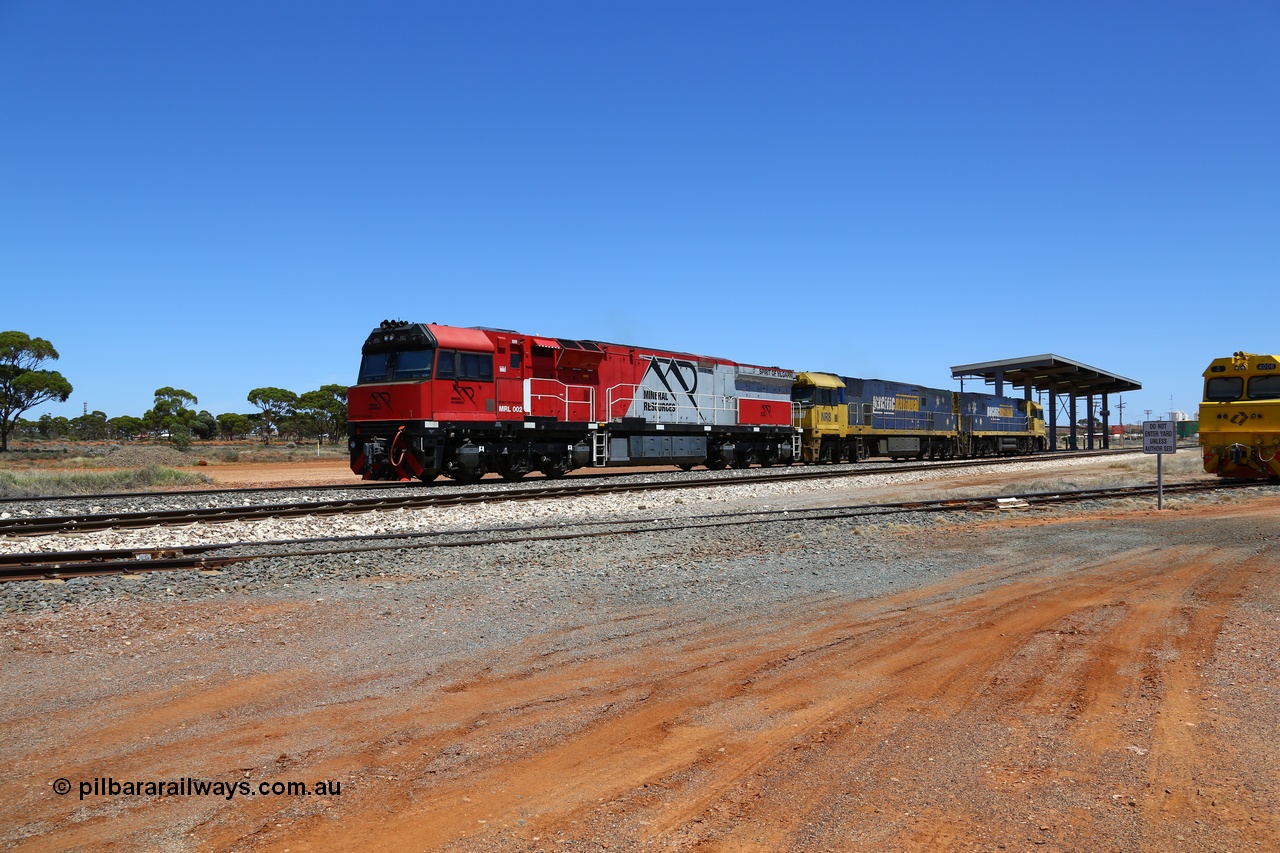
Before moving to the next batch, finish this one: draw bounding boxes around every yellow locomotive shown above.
[791,372,1046,462]
[1200,352,1280,479]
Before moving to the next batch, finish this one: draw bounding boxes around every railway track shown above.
[0,448,1153,538]
[1,445,1162,507]
[2,479,1267,583]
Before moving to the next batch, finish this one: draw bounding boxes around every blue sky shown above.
[3,1,1277,426]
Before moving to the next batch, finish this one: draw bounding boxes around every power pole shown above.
[1144,409,1152,421]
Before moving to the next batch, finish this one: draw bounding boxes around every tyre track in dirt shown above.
[203,512,1278,852]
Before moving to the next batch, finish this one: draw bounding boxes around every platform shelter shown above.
[951,354,1142,451]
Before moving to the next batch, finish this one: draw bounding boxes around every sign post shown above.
[1142,420,1177,509]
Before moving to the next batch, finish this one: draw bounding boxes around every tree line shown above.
[1,330,347,451]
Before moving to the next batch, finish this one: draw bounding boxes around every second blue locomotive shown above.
[791,372,1046,462]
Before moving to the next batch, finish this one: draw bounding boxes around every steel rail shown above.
[2,479,1268,583]
[0,447,1157,538]
[0,438,1162,504]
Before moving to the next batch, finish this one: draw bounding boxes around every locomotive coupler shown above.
[364,438,388,467]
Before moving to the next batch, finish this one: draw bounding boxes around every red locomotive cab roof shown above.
[426,324,496,352]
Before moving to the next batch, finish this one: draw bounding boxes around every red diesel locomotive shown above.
[348,321,797,482]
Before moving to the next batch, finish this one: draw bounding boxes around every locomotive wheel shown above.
[449,465,484,485]
[677,463,696,471]
[499,454,532,482]
[539,456,569,479]
[705,458,728,471]
[418,469,440,483]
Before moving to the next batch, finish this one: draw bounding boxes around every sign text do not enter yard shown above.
[1143,421,1178,454]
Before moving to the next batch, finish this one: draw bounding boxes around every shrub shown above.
[0,465,212,498]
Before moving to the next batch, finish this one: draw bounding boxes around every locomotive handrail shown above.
[526,378,596,422]
[604,384,736,426]
[867,407,951,432]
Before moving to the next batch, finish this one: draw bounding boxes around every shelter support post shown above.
[1087,394,1095,450]
[1102,393,1110,449]
[1069,395,1078,450]
[1049,389,1058,449]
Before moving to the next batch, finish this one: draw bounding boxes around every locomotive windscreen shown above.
[357,321,438,383]
[358,353,391,383]
[358,347,435,384]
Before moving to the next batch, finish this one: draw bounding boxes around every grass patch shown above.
[0,465,213,498]
[1101,453,1206,477]
[199,444,348,464]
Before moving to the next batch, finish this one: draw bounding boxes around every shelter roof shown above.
[951,354,1141,396]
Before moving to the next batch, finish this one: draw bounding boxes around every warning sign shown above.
[1142,421,1177,454]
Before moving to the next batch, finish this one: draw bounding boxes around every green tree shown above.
[216,412,253,440]
[296,384,348,443]
[72,410,109,440]
[0,331,73,451]
[144,387,198,435]
[247,387,298,444]
[108,415,144,440]
[169,427,193,451]
[191,409,219,441]
[276,411,303,442]
[39,414,71,438]
[10,417,38,441]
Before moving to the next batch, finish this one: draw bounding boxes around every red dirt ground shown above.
[3,492,1277,851]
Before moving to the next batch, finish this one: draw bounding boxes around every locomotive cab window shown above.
[391,348,434,380]
[791,386,816,404]
[460,352,494,381]
[791,386,843,406]
[1247,375,1280,400]
[436,350,455,379]
[1204,377,1243,401]
[436,351,494,382]
[358,353,391,383]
